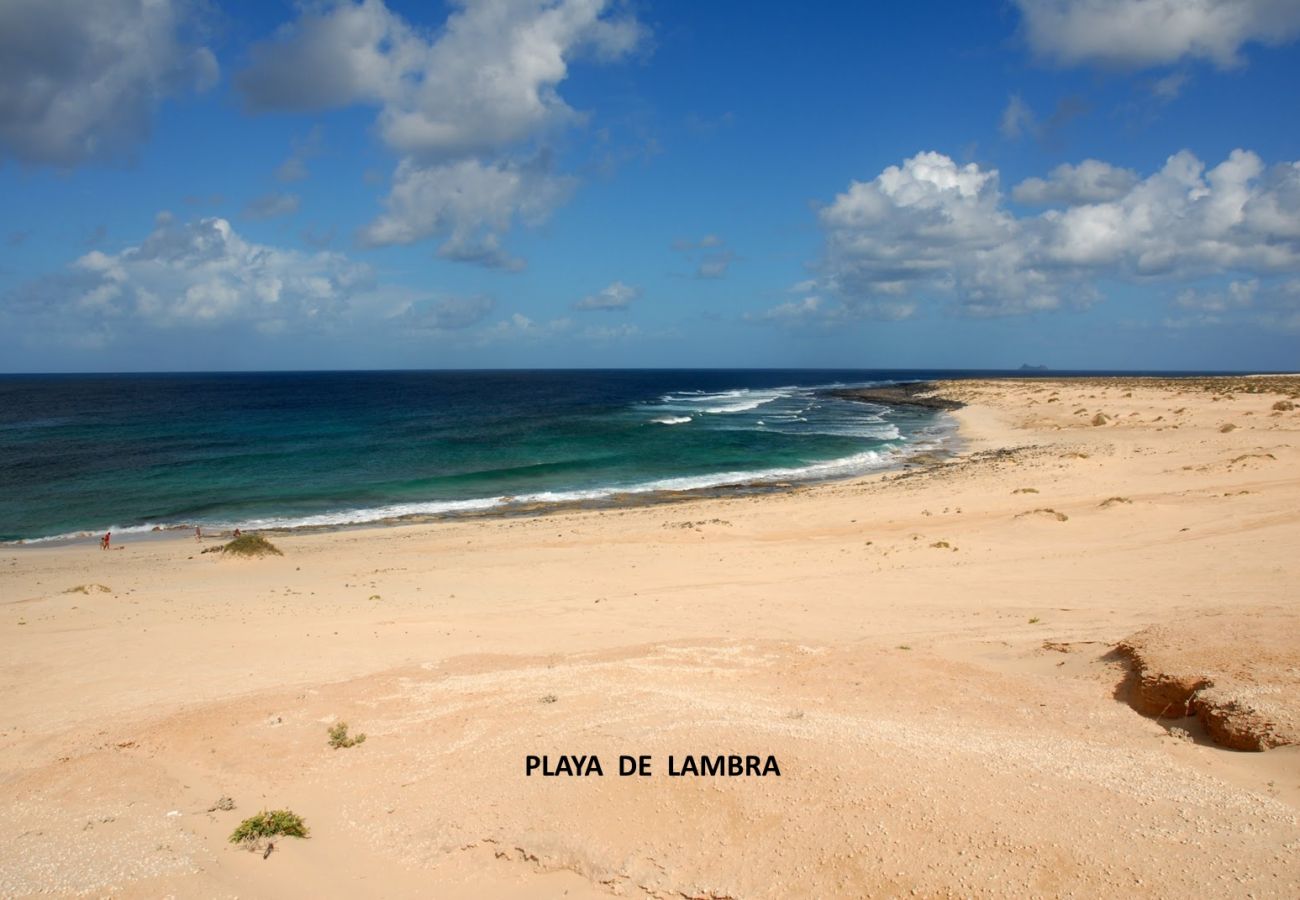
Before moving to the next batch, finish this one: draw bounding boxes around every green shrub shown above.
[328,721,366,749]
[222,533,283,557]
[229,809,309,844]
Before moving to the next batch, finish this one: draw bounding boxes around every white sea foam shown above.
[510,448,896,503]
[703,398,779,413]
[17,522,177,544]
[651,416,692,425]
[232,497,504,531]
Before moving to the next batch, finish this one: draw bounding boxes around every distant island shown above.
[1019,364,1049,371]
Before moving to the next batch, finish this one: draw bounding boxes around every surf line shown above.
[525,754,781,777]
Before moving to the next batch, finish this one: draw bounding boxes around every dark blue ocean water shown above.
[0,368,1047,542]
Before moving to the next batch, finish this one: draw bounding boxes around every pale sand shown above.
[2,376,1299,898]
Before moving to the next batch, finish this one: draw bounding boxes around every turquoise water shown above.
[0,369,957,542]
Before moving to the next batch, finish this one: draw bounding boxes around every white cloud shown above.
[240,0,642,159]
[1014,0,1300,70]
[359,156,574,269]
[798,148,1300,323]
[745,296,831,324]
[573,280,639,311]
[0,0,217,166]
[239,0,645,268]
[10,216,372,334]
[235,0,421,112]
[1012,160,1140,205]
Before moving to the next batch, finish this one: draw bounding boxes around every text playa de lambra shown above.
[526,754,782,777]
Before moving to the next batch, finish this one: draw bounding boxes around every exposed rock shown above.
[1115,611,1300,751]
[826,383,964,411]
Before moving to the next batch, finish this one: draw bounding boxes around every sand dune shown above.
[2,376,1299,898]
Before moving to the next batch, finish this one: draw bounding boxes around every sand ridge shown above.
[2,375,1299,897]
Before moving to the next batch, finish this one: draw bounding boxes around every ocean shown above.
[0,369,979,543]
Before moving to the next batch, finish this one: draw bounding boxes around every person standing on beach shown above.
[101,531,110,550]
[195,525,202,542]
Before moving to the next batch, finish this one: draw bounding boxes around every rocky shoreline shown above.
[826,382,965,411]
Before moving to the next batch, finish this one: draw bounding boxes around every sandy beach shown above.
[2,375,1299,898]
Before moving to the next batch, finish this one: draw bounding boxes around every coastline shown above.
[13,372,1293,548]
[4,385,960,547]
[3,375,1299,897]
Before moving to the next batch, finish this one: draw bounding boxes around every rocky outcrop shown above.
[827,383,964,411]
[1116,612,1300,751]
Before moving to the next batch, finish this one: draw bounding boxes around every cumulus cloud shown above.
[0,0,217,166]
[1014,0,1300,70]
[239,0,645,267]
[239,0,640,157]
[573,280,639,311]
[793,148,1300,324]
[8,216,372,336]
[235,0,420,113]
[360,155,574,269]
[1012,160,1140,205]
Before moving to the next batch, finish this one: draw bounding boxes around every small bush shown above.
[229,809,309,845]
[1273,400,1295,411]
[1016,508,1069,522]
[222,533,283,557]
[328,721,366,749]
[209,795,236,812]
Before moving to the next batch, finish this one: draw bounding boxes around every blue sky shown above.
[2,0,1299,372]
